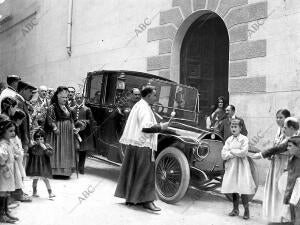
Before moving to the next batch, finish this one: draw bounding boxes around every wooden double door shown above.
[180,13,229,128]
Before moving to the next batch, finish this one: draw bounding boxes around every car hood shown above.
[160,122,218,144]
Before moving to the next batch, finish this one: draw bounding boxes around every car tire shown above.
[155,147,190,204]
[225,157,259,202]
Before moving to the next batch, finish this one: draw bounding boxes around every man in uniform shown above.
[71,93,95,174]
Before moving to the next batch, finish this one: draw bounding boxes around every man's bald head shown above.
[132,88,140,95]
[38,85,48,98]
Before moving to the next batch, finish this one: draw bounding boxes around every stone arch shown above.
[147,0,268,94]
[170,10,226,82]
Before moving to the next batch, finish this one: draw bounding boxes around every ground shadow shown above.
[52,175,71,180]
[115,202,161,215]
[85,165,120,183]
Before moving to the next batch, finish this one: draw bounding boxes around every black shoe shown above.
[143,202,161,211]
[125,202,134,206]
[19,194,32,202]
[5,212,19,221]
[243,208,249,220]
[228,209,239,216]
[0,214,16,223]
[79,170,84,174]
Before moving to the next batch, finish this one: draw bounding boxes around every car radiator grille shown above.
[194,139,224,172]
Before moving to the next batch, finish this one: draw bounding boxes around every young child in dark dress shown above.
[25,129,55,199]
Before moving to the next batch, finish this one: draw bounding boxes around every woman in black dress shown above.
[45,86,76,177]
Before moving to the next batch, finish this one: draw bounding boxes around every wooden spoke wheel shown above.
[155,147,190,204]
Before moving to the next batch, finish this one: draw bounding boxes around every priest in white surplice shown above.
[114,86,169,212]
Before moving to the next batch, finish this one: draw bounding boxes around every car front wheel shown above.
[155,147,190,204]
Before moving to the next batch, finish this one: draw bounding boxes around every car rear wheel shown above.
[225,157,259,202]
[155,147,190,204]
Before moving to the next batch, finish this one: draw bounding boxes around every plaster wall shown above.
[0,0,170,88]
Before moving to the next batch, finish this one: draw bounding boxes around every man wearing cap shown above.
[16,81,36,160]
[218,104,248,141]
[71,93,95,174]
[0,75,21,112]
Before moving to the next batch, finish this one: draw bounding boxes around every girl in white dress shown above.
[221,119,256,220]
[0,118,19,223]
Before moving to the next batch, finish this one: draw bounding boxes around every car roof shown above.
[87,70,175,83]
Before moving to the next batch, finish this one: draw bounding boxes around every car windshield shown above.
[149,79,198,122]
[87,72,199,122]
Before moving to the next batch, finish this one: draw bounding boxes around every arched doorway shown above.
[180,12,229,128]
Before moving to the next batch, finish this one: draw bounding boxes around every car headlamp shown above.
[193,142,210,161]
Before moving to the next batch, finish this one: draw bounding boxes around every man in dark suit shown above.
[218,104,248,141]
[16,81,36,158]
[68,87,76,107]
[11,81,36,203]
[71,93,95,174]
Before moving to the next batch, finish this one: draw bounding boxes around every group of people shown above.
[0,75,95,223]
[115,89,300,225]
[0,75,299,224]
[205,96,299,224]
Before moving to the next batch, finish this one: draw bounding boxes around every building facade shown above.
[0,0,300,183]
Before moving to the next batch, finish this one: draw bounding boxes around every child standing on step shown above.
[26,129,55,199]
[221,119,256,220]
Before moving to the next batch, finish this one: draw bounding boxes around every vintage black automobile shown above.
[84,70,258,204]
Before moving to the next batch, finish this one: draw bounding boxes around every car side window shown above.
[89,75,103,104]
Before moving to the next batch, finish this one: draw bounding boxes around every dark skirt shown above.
[291,205,300,225]
[26,155,52,178]
[114,145,156,204]
[47,120,75,176]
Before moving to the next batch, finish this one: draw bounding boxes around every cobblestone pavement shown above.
[10,159,266,225]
